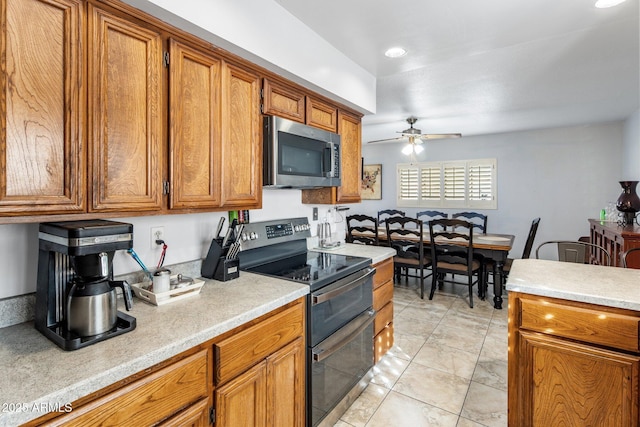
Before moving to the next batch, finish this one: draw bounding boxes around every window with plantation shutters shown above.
[397,159,497,209]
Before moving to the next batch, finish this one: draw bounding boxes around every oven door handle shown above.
[311,267,376,306]
[312,309,376,363]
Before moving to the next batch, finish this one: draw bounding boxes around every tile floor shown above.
[334,279,508,427]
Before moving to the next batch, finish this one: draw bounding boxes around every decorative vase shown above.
[616,180,640,225]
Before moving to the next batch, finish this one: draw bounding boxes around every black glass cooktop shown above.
[244,251,371,291]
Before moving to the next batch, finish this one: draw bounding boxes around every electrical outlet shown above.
[312,207,318,220]
[150,226,164,249]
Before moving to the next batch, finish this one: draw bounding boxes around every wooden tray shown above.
[131,275,204,306]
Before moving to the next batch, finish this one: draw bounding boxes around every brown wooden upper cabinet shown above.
[168,39,223,210]
[88,3,163,212]
[306,96,338,132]
[220,63,262,208]
[0,0,86,215]
[262,78,305,123]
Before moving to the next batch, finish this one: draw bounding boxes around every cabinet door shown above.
[262,78,305,123]
[0,0,85,215]
[168,39,222,209]
[266,337,305,427]
[336,110,362,203]
[221,62,261,208]
[514,330,640,427]
[88,4,163,212]
[216,360,267,427]
[306,96,337,132]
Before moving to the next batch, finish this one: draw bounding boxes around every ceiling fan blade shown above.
[366,136,405,144]
[419,133,462,140]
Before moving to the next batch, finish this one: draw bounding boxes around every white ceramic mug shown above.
[152,269,171,294]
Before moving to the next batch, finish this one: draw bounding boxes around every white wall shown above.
[357,121,626,259]
[622,109,640,178]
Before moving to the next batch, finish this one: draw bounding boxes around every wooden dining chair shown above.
[535,240,611,266]
[620,247,640,268]
[451,212,487,234]
[385,217,432,298]
[378,209,405,226]
[346,214,379,246]
[416,210,448,229]
[428,219,483,308]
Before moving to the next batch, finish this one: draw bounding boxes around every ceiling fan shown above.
[367,117,461,154]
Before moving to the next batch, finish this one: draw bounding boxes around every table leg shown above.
[493,260,504,309]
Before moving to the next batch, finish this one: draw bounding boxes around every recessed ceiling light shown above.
[595,0,627,8]
[384,47,407,58]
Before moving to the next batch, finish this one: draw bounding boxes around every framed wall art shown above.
[361,164,382,200]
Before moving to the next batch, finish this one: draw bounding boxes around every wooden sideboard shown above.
[589,219,640,268]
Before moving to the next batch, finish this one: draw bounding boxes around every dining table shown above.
[357,227,515,309]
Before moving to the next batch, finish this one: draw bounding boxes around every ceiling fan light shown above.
[413,144,424,154]
[384,47,407,58]
[402,144,414,155]
[595,0,626,7]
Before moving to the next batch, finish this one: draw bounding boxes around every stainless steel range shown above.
[238,217,376,427]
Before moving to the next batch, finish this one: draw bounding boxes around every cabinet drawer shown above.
[215,300,304,384]
[373,258,394,289]
[374,301,393,335]
[43,350,209,426]
[373,279,393,311]
[519,297,640,353]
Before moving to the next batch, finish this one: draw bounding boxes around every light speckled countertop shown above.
[311,242,396,264]
[506,259,640,311]
[0,273,308,426]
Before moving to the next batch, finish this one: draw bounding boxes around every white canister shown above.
[152,269,171,294]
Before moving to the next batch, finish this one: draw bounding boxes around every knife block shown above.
[201,238,240,281]
[214,257,240,281]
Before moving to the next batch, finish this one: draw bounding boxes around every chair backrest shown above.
[385,217,425,264]
[416,210,448,223]
[521,218,541,259]
[346,214,379,246]
[535,240,611,266]
[378,209,405,225]
[451,212,487,234]
[428,219,475,272]
[620,247,640,268]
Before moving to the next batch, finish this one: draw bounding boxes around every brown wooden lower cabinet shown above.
[24,297,306,427]
[508,291,640,426]
[372,257,394,363]
[214,298,306,426]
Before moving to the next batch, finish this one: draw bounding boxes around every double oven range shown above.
[238,217,376,427]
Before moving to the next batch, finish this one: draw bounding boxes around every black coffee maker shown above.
[35,220,136,350]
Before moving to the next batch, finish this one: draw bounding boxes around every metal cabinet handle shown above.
[311,267,376,306]
[312,309,376,363]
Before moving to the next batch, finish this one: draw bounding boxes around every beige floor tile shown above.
[385,331,427,361]
[430,323,487,354]
[369,353,410,388]
[392,314,439,340]
[460,381,508,427]
[366,391,459,427]
[393,362,471,414]
[338,383,389,427]
[413,338,479,380]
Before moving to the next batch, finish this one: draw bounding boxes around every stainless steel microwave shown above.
[263,115,341,188]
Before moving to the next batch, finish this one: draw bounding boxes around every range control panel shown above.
[239,217,311,251]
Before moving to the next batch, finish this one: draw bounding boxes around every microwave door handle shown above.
[325,142,335,178]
